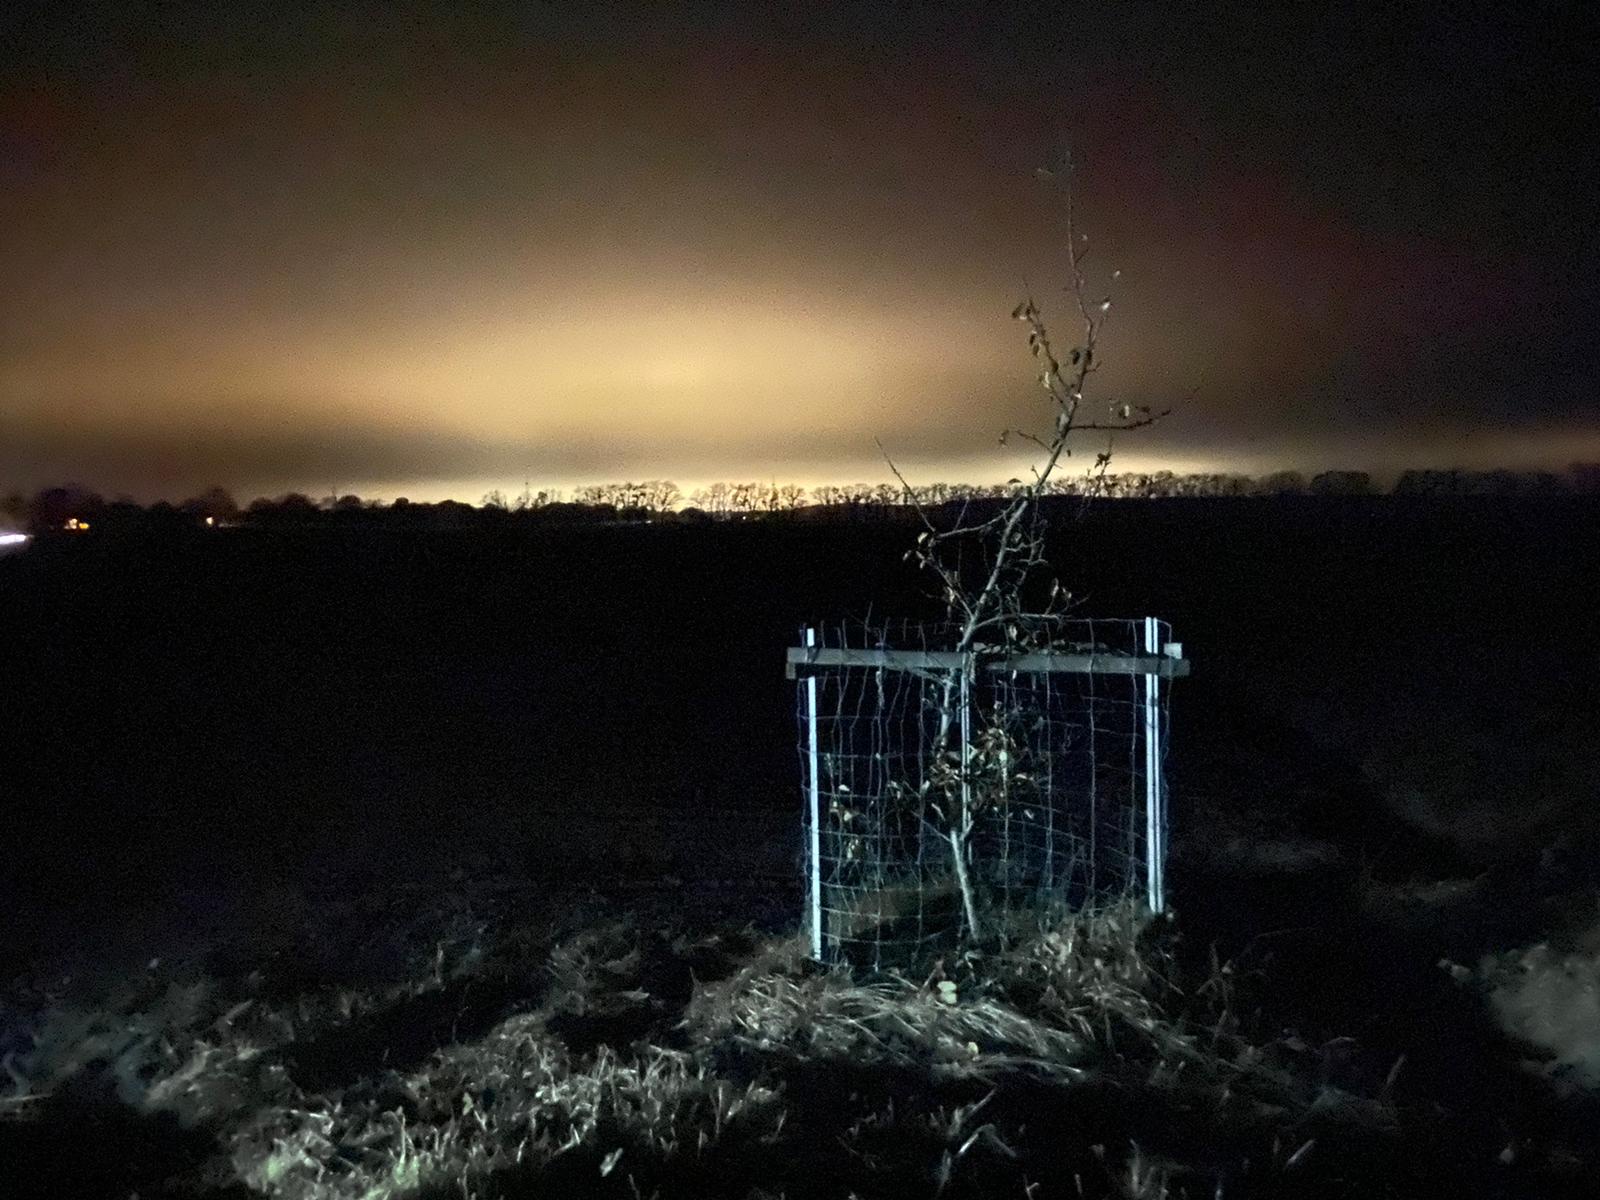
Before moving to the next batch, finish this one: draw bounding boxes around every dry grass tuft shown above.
[7,879,1590,1198]
[232,1023,784,1200]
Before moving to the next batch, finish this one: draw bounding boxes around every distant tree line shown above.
[5,464,1600,536]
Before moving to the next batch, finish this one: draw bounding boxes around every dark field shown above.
[3,498,1599,1197]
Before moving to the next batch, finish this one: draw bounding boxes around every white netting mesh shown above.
[794,618,1177,968]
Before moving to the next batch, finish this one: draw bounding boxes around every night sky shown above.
[2,1,1594,501]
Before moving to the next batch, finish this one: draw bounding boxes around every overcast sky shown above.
[2,1,1594,500]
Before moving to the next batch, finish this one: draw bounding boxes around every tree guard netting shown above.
[791,618,1185,968]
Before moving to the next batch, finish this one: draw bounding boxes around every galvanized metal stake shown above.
[804,627,825,959]
[1142,616,1165,913]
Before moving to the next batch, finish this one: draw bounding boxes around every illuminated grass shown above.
[2,871,1595,1198]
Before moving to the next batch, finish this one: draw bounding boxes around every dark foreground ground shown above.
[2,498,1599,1197]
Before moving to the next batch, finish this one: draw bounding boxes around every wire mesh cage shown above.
[788,618,1187,968]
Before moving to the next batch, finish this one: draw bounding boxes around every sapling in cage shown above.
[790,157,1188,964]
[793,617,1182,966]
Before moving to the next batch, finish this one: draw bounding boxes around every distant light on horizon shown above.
[253,424,1600,508]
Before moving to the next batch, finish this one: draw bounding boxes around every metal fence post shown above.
[1142,616,1165,913]
[805,627,825,960]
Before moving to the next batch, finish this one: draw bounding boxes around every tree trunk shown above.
[948,827,982,941]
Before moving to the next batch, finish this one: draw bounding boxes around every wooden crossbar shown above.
[785,645,1190,680]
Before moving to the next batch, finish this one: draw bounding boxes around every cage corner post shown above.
[803,627,825,960]
[1142,616,1165,914]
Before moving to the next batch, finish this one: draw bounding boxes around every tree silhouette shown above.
[28,485,105,533]
[181,486,239,522]
[1309,470,1373,496]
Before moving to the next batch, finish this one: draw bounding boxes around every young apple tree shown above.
[884,159,1168,940]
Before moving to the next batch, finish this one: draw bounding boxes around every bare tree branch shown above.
[878,154,1175,942]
